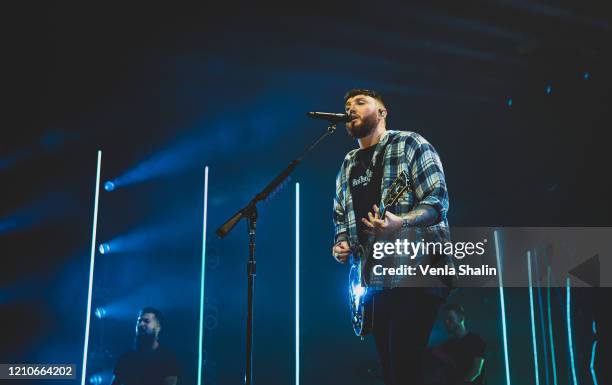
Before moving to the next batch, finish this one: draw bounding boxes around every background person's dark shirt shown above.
[114,346,179,385]
[439,332,486,384]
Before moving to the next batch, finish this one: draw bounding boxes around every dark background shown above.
[2,1,611,384]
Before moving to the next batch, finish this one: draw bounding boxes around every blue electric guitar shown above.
[349,170,410,337]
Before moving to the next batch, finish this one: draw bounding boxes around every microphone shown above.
[307,111,352,123]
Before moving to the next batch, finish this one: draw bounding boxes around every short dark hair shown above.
[443,303,465,320]
[139,307,164,327]
[344,88,385,106]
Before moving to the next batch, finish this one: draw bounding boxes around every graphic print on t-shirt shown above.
[352,168,374,188]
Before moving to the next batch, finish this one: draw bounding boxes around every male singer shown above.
[332,88,451,385]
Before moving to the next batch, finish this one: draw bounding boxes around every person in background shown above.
[111,307,179,385]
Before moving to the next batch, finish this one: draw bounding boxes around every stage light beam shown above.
[88,372,112,385]
[104,181,115,191]
[98,243,110,254]
[94,308,106,319]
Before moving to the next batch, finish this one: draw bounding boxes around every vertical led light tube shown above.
[494,230,511,385]
[527,251,540,385]
[566,277,578,385]
[197,166,209,385]
[547,266,558,385]
[533,251,550,385]
[590,321,598,385]
[81,151,102,385]
[295,182,300,385]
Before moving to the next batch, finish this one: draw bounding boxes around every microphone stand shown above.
[216,121,339,385]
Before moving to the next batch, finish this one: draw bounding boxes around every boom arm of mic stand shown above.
[215,123,337,238]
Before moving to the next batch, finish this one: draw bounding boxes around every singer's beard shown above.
[134,333,157,351]
[346,113,378,139]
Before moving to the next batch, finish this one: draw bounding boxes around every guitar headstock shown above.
[383,170,409,207]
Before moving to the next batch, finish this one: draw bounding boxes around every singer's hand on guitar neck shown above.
[361,204,403,238]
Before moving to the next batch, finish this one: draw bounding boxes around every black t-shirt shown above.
[349,145,384,245]
[439,332,486,385]
[114,346,180,385]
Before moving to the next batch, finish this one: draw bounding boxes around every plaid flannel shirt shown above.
[333,130,452,294]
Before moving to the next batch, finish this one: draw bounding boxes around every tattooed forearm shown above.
[404,205,438,227]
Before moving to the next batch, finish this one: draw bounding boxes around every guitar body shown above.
[348,171,409,337]
[349,246,374,337]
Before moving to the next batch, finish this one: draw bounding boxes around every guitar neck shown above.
[379,202,387,219]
